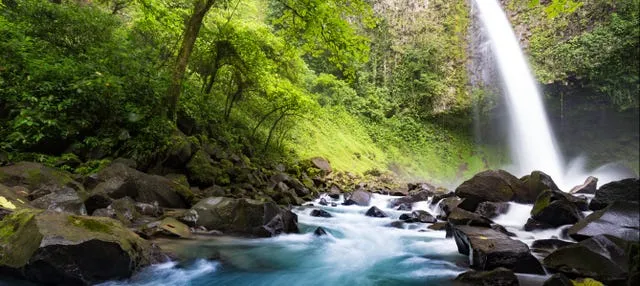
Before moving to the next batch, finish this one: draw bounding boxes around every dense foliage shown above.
[0,0,636,180]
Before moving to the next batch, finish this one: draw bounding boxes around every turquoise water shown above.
[99,195,466,286]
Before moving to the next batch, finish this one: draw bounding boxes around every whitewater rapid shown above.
[95,194,569,286]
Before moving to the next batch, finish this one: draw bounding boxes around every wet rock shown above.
[389,190,432,208]
[530,190,584,227]
[365,206,387,218]
[530,239,574,260]
[448,208,493,227]
[567,201,639,242]
[188,197,299,237]
[543,234,637,285]
[589,178,639,211]
[455,170,527,204]
[428,222,447,231]
[542,273,572,286]
[159,217,191,238]
[319,198,329,206]
[0,209,156,285]
[569,176,598,195]
[313,227,328,236]
[396,203,412,211]
[386,221,404,229]
[475,202,510,219]
[490,224,516,237]
[453,267,518,286]
[402,210,437,223]
[520,170,560,203]
[30,187,87,215]
[94,163,191,208]
[330,202,338,207]
[343,190,371,206]
[452,225,544,274]
[327,185,341,199]
[523,218,555,231]
[431,191,455,205]
[310,209,333,218]
[439,197,462,218]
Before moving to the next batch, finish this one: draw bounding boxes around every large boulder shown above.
[530,239,575,260]
[567,201,639,242]
[530,190,584,228]
[343,190,371,206]
[453,267,518,286]
[455,170,529,205]
[451,225,544,274]
[589,178,639,211]
[185,149,221,188]
[520,171,560,203]
[0,209,157,285]
[0,162,84,199]
[186,197,299,237]
[0,184,29,211]
[30,187,87,215]
[543,234,638,285]
[93,163,191,208]
[569,176,598,195]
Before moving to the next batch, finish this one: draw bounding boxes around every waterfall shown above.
[472,0,565,184]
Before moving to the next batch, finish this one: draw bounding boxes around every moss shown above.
[571,278,603,286]
[68,215,114,234]
[531,190,552,216]
[74,159,112,175]
[186,149,217,187]
[0,209,43,268]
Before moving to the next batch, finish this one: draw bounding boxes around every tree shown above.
[166,0,218,121]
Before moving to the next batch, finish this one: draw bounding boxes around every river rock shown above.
[389,190,432,208]
[523,218,555,231]
[542,273,572,286]
[0,162,84,198]
[589,178,639,211]
[365,206,387,218]
[187,197,299,237]
[0,209,156,285]
[569,176,598,195]
[343,190,371,206]
[310,209,333,218]
[313,227,328,236]
[448,208,493,227]
[1,183,30,211]
[396,203,412,211]
[438,197,462,219]
[30,187,87,215]
[543,234,637,285]
[530,189,584,228]
[567,201,639,242]
[94,163,191,208]
[452,225,544,274]
[431,191,455,205]
[520,170,560,202]
[530,239,575,259]
[453,267,519,286]
[386,221,405,229]
[475,202,510,219]
[455,170,527,204]
[428,222,447,231]
[402,210,437,223]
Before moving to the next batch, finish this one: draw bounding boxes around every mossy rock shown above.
[163,132,195,169]
[0,209,155,285]
[0,184,30,211]
[0,162,85,194]
[186,150,217,187]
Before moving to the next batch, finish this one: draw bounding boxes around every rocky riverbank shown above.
[1,150,638,285]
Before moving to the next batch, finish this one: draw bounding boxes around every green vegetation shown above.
[0,0,636,183]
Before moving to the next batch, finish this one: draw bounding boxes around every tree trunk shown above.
[166,0,216,121]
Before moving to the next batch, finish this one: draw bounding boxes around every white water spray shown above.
[473,0,565,183]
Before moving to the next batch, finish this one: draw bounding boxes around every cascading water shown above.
[472,0,565,184]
